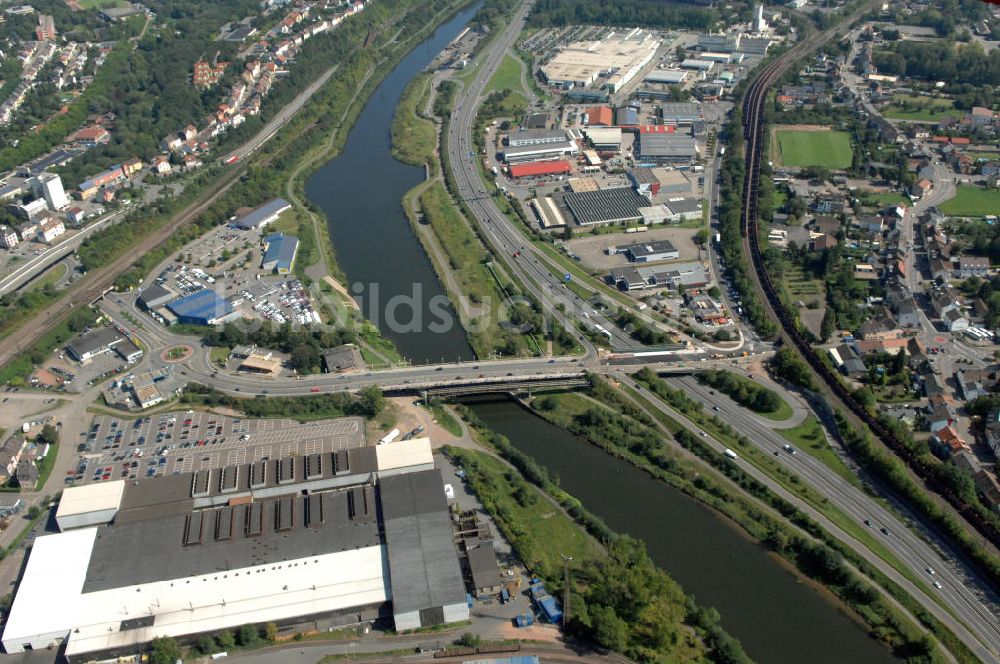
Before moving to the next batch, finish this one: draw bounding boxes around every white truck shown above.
[724,448,739,460]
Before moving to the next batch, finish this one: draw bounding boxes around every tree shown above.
[264,622,279,641]
[148,637,182,664]
[588,604,629,651]
[237,624,260,647]
[216,629,236,650]
[820,307,836,342]
[196,635,216,654]
[356,386,385,418]
[290,343,320,373]
[694,227,711,246]
[36,424,58,446]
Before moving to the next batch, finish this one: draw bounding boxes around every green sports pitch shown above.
[776,129,853,169]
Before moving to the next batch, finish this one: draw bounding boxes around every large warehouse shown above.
[1,439,470,661]
[560,186,650,226]
[234,198,292,230]
[166,289,238,326]
[541,29,660,92]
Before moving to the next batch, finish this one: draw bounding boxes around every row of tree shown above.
[696,369,782,414]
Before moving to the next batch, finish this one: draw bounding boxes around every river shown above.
[303,6,897,662]
[464,397,898,664]
[305,2,479,364]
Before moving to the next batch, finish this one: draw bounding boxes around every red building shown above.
[587,106,613,126]
[509,160,572,178]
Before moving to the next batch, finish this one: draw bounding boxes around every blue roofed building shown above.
[166,289,237,326]
[261,233,299,274]
[235,198,292,230]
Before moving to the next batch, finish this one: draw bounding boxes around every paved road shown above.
[623,372,1000,663]
[0,208,128,296]
[670,374,1000,661]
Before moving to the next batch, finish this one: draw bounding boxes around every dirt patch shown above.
[30,368,63,388]
[566,226,705,271]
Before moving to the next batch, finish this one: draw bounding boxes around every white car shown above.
[932,581,942,590]
[925,567,935,576]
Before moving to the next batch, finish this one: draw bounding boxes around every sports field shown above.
[940,186,1000,217]
[776,128,853,169]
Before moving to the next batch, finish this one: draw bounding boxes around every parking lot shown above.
[69,411,367,485]
[565,226,705,270]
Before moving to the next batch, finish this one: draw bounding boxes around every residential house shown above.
[15,460,37,490]
[956,256,989,279]
[0,435,25,481]
[930,426,969,459]
[975,471,1000,513]
[36,216,65,243]
[910,178,932,198]
[926,401,956,433]
[0,225,18,249]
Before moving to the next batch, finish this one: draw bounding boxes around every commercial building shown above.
[30,173,68,210]
[541,29,660,92]
[261,233,299,274]
[66,327,127,364]
[234,198,292,230]
[1,439,469,659]
[166,289,237,326]
[619,239,679,262]
[466,543,501,597]
[508,160,572,179]
[138,283,176,310]
[664,198,703,222]
[680,59,714,72]
[697,34,740,53]
[507,129,567,147]
[238,351,282,375]
[11,198,48,221]
[584,106,614,126]
[502,141,578,164]
[531,197,570,229]
[561,187,649,226]
[610,261,708,291]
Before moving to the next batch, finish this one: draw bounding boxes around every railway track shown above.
[739,3,1000,561]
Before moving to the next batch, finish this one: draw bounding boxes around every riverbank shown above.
[535,374,972,663]
[444,429,752,664]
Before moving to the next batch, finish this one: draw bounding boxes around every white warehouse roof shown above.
[56,480,125,520]
[376,438,433,473]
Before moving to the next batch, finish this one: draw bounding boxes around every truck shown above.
[724,448,739,460]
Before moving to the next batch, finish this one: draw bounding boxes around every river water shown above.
[305,3,479,364]
[303,7,896,663]
[464,397,898,664]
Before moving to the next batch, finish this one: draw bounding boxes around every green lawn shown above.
[776,129,853,169]
[940,185,1000,217]
[485,54,524,95]
[27,262,67,293]
[266,208,299,235]
[857,191,910,208]
[882,94,964,122]
[444,447,601,575]
[778,417,863,489]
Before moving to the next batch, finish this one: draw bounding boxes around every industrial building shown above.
[166,289,237,326]
[680,59,714,72]
[610,261,708,291]
[582,126,622,151]
[561,187,649,226]
[234,198,292,230]
[584,106,613,126]
[619,239,679,263]
[261,233,299,274]
[1,439,470,660]
[508,160,572,179]
[637,134,699,163]
[502,141,578,164]
[664,198,703,222]
[507,129,567,147]
[540,29,660,92]
[659,102,703,124]
[644,69,688,85]
[531,197,569,229]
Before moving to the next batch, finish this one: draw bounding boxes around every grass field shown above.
[417,182,531,358]
[776,129,853,169]
[778,417,864,489]
[27,262,67,292]
[485,54,524,95]
[445,447,601,575]
[784,265,826,305]
[882,94,964,122]
[390,73,438,169]
[857,191,909,208]
[940,185,1000,217]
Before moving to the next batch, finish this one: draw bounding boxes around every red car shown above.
[311,386,321,393]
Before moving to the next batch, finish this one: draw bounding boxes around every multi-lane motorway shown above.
[667,374,1000,662]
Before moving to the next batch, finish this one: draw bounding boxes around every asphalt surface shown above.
[622,373,1000,663]
[670,375,1000,661]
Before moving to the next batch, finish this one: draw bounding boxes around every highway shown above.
[444,0,643,352]
[668,374,1000,661]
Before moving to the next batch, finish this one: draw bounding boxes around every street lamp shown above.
[560,553,573,627]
